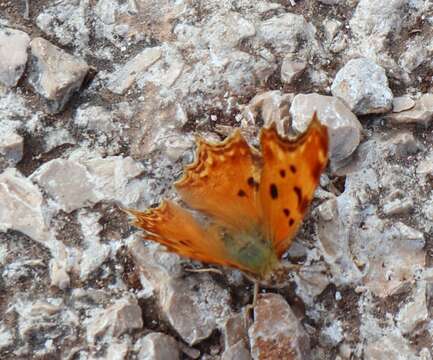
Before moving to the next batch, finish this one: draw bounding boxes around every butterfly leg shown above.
[184,267,224,275]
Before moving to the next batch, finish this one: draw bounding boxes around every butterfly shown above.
[126,113,328,281]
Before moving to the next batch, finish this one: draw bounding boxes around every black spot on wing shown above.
[280,169,286,178]
[290,165,297,173]
[270,184,278,199]
[289,218,295,226]
[283,208,290,217]
[238,189,246,197]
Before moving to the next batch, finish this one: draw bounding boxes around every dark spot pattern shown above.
[300,197,310,213]
[280,169,286,178]
[238,189,246,197]
[283,208,290,217]
[294,186,302,204]
[289,218,295,226]
[290,165,297,173]
[270,184,278,199]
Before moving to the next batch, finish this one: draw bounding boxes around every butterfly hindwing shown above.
[258,113,329,257]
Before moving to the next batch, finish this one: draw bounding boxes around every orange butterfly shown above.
[126,113,328,281]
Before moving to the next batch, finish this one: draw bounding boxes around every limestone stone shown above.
[136,333,180,360]
[0,130,23,165]
[290,93,363,163]
[29,37,89,113]
[281,55,307,84]
[331,58,393,115]
[30,159,99,213]
[392,96,415,113]
[387,94,433,127]
[0,27,30,87]
[396,282,428,334]
[0,168,51,244]
[248,293,310,360]
[107,47,162,94]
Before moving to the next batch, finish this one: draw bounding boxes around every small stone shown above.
[280,55,307,84]
[0,168,52,245]
[248,293,310,360]
[392,96,415,113]
[30,159,99,213]
[396,282,428,334]
[29,37,90,113]
[222,314,248,349]
[387,131,422,158]
[290,93,363,163]
[136,333,180,360]
[319,0,341,4]
[242,91,293,134]
[0,130,23,165]
[383,198,414,216]
[107,47,162,94]
[323,19,342,41]
[87,297,143,342]
[74,104,116,133]
[399,37,428,73]
[331,58,393,115]
[319,321,344,347]
[417,152,433,184]
[49,259,70,290]
[394,222,424,242]
[0,27,30,87]
[365,334,419,360]
[387,94,433,127]
[0,323,14,351]
[222,341,251,360]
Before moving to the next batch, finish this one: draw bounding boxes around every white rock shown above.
[392,96,415,113]
[30,159,99,213]
[0,130,23,165]
[86,297,143,343]
[0,168,51,244]
[74,104,116,133]
[365,333,419,360]
[280,55,307,84]
[0,27,30,87]
[29,37,89,113]
[136,333,180,360]
[331,58,393,115]
[36,0,90,49]
[0,322,14,351]
[202,11,255,50]
[290,93,363,163]
[256,13,316,55]
[387,93,433,126]
[107,47,162,94]
[398,36,429,73]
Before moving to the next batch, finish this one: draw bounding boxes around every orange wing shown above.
[125,201,250,271]
[175,130,262,232]
[258,113,329,257]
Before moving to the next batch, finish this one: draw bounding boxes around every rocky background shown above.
[0,0,433,359]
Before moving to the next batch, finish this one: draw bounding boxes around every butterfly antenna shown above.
[184,267,224,275]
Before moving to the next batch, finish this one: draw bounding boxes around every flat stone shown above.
[29,37,89,113]
[0,168,51,244]
[0,27,30,87]
[87,297,143,342]
[248,293,310,360]
[107,46,162,94]
[0,322,14,351]
[136,333,180,360]
[383,198,414,216]
[387,94,433,127]
[30,159,99,213]
[396,282,428,334]
[331,58,393,115]
[392,96,415,113]
[128,236,231,345]
[280,55,307,84]
[399,37,427,73]
[242,90,294,135]
[417,152,433,184]
[387,131,422,158]
[222,341,251,360]
[365,333,419,360]
[290,93,363,163]
[256,13,315,55]
[0,130,23,165]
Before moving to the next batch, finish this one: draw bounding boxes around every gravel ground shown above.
[0,0,432,359]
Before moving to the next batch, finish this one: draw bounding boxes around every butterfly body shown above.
[127,113,329,281]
